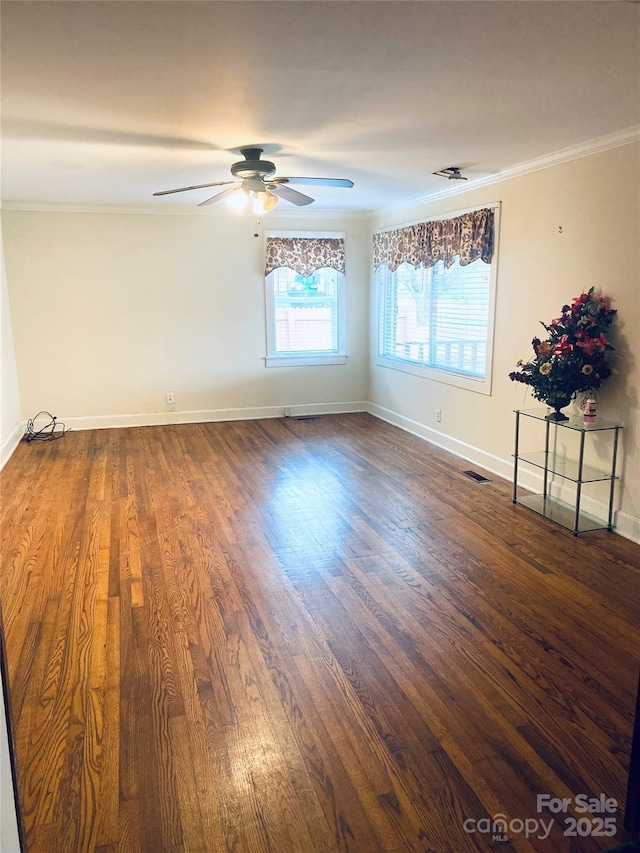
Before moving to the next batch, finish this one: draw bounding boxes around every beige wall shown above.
[369,142,640,539]
[2,211,370,426]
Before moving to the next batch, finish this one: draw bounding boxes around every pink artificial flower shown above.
[576,336,598,355]
[593,293,612,311]
[576,333,608,355]
[554,334,573,355]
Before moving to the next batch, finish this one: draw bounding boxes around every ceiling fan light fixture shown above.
[241,177,266,193]
[229,188,250,214]
[229,189,279,215]
[261,191,279,212]
[252,191,276,214]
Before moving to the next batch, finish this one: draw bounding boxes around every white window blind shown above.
[378,258,491,378]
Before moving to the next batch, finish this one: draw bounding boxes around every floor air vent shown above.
[462,470,491,484]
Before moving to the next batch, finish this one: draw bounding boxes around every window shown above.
[377,258,491,378]
[374,206,498,394]
[265,234,347,367]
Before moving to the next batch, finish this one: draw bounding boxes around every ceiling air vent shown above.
[433,166,468,181]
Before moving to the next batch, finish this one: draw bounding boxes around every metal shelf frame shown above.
[512,408,622,536]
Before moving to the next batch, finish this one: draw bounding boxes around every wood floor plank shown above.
[94,597,120,849]
[2,413,640,852]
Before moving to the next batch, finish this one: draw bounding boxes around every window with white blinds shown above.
[264,232,347,367]
[376,214,498,394]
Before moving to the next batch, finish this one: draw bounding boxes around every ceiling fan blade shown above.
[153,180,237,197]
[197,186,242,207]
[273,177,354,188]
[268,184,314,206]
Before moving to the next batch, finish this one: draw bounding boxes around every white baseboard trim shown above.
[367,403,514,481]
[60,401,369,432]
[0,421,25,470]
[281,401,369,419]
[613,511,640,545]
[366,402,640,544]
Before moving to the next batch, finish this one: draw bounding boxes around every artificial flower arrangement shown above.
[509,287,616,419]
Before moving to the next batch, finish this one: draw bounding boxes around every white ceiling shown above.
[1,1,639,214]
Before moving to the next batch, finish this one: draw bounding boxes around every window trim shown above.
[264,231,347,368]
[374,204,500,395]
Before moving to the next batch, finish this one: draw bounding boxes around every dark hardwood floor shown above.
[1,413,639,852]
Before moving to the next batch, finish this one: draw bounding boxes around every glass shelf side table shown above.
[513,408,623,536]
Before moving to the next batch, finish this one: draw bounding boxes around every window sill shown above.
[265,355,348,368]
[376,355,491,394]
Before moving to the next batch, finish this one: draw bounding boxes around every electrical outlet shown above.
[436,409,442,423]
[284,407,291,417]
[166,392,175,404]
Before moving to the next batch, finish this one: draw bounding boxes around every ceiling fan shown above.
[153,147,354,212]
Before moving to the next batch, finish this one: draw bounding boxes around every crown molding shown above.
[257,207,371,221]
[0,200,372,220]
[0,202,216,215]
[373,124,640,218]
